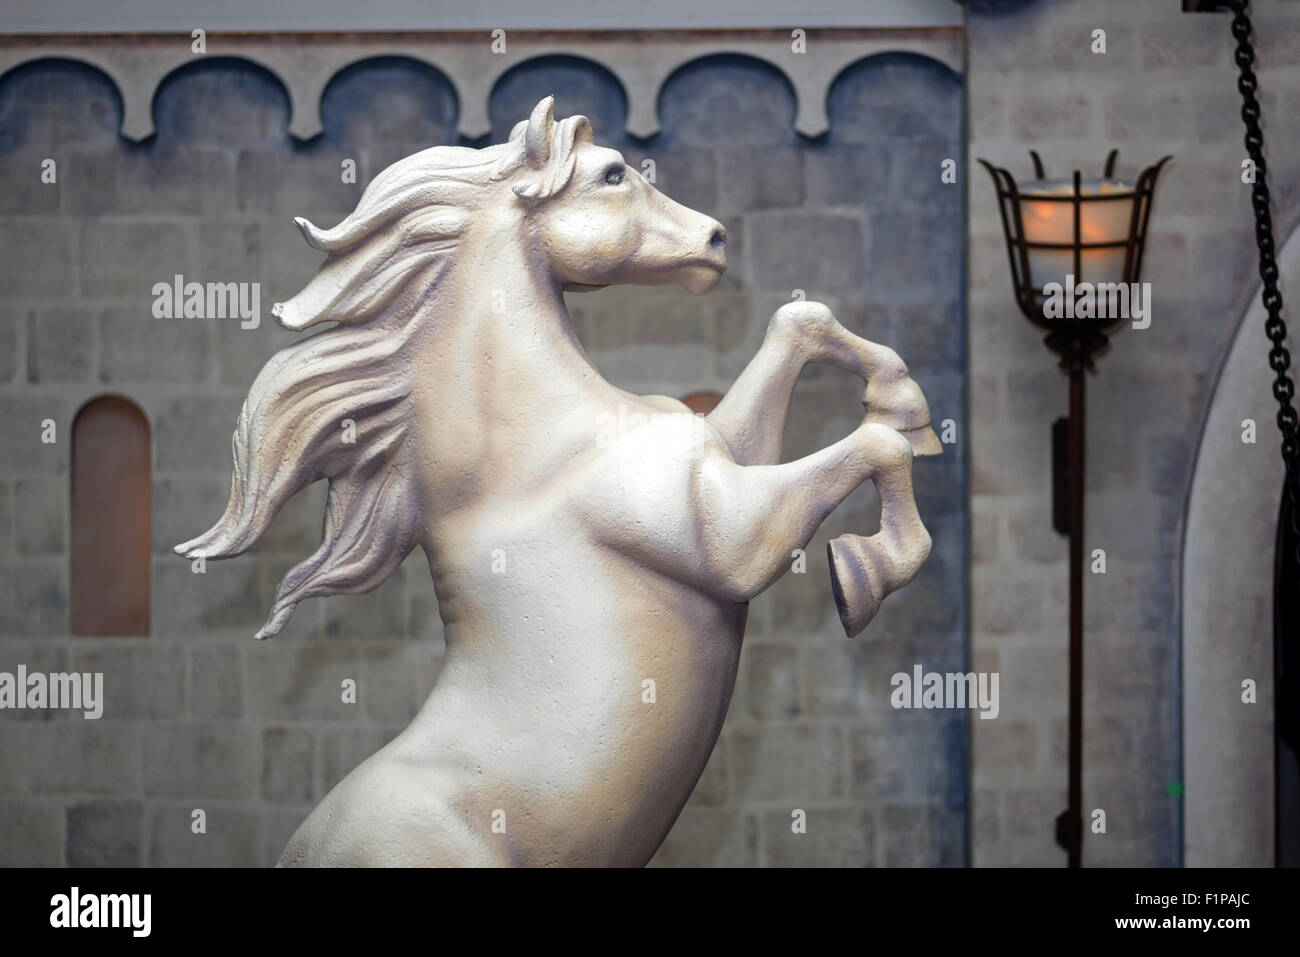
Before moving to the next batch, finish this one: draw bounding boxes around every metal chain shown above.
[1228,0,1300,561]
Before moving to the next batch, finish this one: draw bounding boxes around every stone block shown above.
[887,138,963,214]
[61,149,117,216]
[0,640,68,718]
[650,145,722,213]
[66,799,143,867]
[1004,366,1067,420]
[748,213,866,294]
[971,719,1037,782]
[0,221,73,298]
[276,152,370,220]
[13,476,64,556]
[147,804,260,867]
[1086,634,1174,705]
[197,220,262,283]
[1104,86,1192,143]
[28,304,96,382]
[972,16,1133,72]
[971,510,998,564]
[992,641,1067,722]
[729,723,844,801]
[969,86,1005,139]
[151,477,228,555]
[354,641,422,724]
[99,306,209,383]
[0,725,25,791]
[866,210,960,293]
[142,724,253,798]
[742,643,801,721]
[973,576,1044,635]
[189,644,243,719]
[235,150,278,215]
[972,788,1000,858]
[117,148,234,215]
[1002,787,1066,863]
[262,727,315,805]
[707,291,753,358]
[801,636,895,719]
[246,642,362,722]
[1254,16,1300,66]
[758,556,837,638]
[1141,16,1231,69]
[0,312,16,383]
[804,142,892,208]
[1010,93,1091,142]
[30,724,140,794]
[151,393,243,474]
[715,146,803,211]
[0,798,61,865]
[852,714,966,808]
[152,557,268,636]
[763,806,874,867]
[249,480,328,557]
[0,396,69,476]
[1008,508,1065,564]
[320,566,410,640]
[79,221,189,299]
[1135,224,1192,292]
[0,560,68,637]
[879,803,961,866]
[0,149,61,214]
[70,643,186,720]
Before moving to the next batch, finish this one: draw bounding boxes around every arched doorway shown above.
[70,395,151,636]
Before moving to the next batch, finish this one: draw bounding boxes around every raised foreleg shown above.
[650,422,931,635]
[707,300,941,466]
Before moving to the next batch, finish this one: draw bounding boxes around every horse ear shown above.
[524,96,555,169]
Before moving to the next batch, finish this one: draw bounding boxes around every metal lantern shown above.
[979,150,1170,367]
[978,150,1171,868]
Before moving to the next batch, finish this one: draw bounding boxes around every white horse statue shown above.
[177,97,940,867]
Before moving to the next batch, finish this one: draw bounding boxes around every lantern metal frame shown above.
[978,150,1171,368]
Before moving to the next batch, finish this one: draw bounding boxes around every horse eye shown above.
[603,165,625,186]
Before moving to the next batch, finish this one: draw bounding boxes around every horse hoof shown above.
[899,425,942,457]
[863,378,935,440]
[826,537,883,638]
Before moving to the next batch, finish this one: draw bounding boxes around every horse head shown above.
[508,96,727,295]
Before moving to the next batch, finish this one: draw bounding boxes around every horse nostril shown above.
[709,227,727,252]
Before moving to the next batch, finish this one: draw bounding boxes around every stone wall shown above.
[967,0,1300,865]
[0,50,967,866]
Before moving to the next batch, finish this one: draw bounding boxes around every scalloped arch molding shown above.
[0,30,962,142]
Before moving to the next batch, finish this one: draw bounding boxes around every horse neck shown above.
[404,231,618,531]
[416,232,609,412]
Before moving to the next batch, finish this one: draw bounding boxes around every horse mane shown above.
[176,98,592,638]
